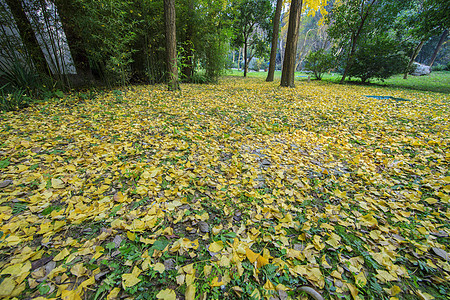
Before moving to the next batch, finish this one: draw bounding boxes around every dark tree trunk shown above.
[404,40,425,79]
[244,39,248,77]
[266,0,283,82]
[428,29,448,67]
[339,0,376,84]
[5,0,51,77]
[280,0,303,87]
[164,0,180,90]
[53,0,93,81]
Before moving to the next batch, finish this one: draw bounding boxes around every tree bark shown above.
[164,0,180,91]
[237,48,242,70]
[404,40,425,79]
[280,0,303,87]
[428,29,448,67]
[244,38,248,77]
[53,0,93,81]
[5,0,51,77]
[266,0,283,82]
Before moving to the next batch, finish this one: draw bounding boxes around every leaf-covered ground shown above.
[0,77,449,300]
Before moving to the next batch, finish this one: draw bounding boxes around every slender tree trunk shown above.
[339,0,376,84]
[164,0,180,91]
[429,29,448,67]
[5,0,51,77]
[237,48,241,70]
[266,0,283,82]
[244,39,248,77]
[404,40,425,79]
[280,0,303,87]
[53,0,93,81]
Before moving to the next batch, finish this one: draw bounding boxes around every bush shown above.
[0,60,41,97]
[346,37,409,83]
[251,58,266,72]
[304,49,335,80]
[0,85,32,111]
[431,64,446,71]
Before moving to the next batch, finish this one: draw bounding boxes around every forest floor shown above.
[0,76,449,300]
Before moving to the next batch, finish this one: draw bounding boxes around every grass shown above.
[226,69,450,94]
[0,75,449,299]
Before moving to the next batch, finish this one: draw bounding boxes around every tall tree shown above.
[328,0,377,84]
[164,0,180,90]
[5,0,51,77]
[266,0,283,82]
[53,0,93,80]
[232,0,272,77]
[428,29,448,67]
[280,0,303,87]
[399,0,449,78]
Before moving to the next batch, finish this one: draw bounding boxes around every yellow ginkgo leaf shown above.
[354,271,367,288]
[107,287,120,300]
[54,248,70,261]
[208,241,224,252]
[153,263,165,274]
[246,248,259,263]
[52,178,65,189]
[156,289,176,300]
[185,284,196,300]
[71,263,87,277]
[0,276,15,297]
[263,280,276,291]
[61,290,82,300]
[210,276,225,287]
[122,270,141,288]
[127,231,136,241]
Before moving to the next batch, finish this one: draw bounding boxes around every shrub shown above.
[251,58,266,72]
[431,64,446,71]
[304,49,335,80]
[346,37,409,83]
[0,60,41,97]
[0,85,32,111]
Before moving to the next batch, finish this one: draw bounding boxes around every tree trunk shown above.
[280,0,303,87]
[266,0,283,82]
[5,0,51,77]
[404,40,425,79]
[244,39,248,77]
[339,0,376,84]
[164,0,180,91]
[238,48,242,70]
[428,29,448,67]
[53,0,93,81]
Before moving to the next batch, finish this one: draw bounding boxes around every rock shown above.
[198,221,209,233]
[45,261,56,275]
[431,247,449,261]
[113,235,123,248]
[411,62,431,76]
[164,258,176,270]
[0,180,12,188]
[31,256,54,270]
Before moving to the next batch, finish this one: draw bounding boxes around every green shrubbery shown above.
[304,49,335,80]
[346,37,410,83]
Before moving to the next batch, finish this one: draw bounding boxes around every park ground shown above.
[0,73,449,299]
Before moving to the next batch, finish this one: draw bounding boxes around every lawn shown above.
[0,76,449,299]
[228,69,450,94]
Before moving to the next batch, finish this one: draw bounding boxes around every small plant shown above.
[0,85,32,111]
[304,49,335,80]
